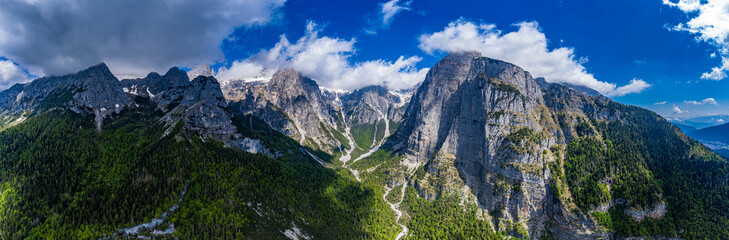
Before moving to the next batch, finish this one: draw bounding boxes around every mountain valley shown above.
[1,53,728,240]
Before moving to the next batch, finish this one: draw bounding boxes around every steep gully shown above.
[332,96,407,240]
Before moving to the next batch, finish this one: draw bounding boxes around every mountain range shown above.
[668,115,729,159]
[669,115,729,130]
[0,53,728,239]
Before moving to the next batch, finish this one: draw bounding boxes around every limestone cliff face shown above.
[160,76,236,140]
[223,69,417,156]
[0,83,25,113]
[226,68,343,153]
[386,52,611,238]
[0,63,132,129]
[387,52,482,167]
[339,85,409,127]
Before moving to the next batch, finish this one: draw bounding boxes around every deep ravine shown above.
[335,100,408,239]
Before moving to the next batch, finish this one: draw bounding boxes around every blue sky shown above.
[0,0,727,118]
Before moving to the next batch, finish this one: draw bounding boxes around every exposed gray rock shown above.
[151,75,275,156]
[0,63,132,129]
[386,52,620,238]
[626,201,667,221]
[340,85,408,127]
[223,67,417,156]
[387,51,482,167]
[121,67,190,99]
[226,68,343,153]
[187,64,214,81]
[161,76,236,141]
[0,83,25,112]
[235,137,276,158]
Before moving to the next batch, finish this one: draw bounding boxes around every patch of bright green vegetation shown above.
[592,211,613,229]
[374,119,387,143]
[351,122,376,149]
[351,148,404,186]
[401,187,508,240]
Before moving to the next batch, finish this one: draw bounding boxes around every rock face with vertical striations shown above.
[339,85,409,127]
[386,52,557,236]
[159,76,235,141]
[334,85,413,156]
[383,52,631,238]
[387,52,483,167]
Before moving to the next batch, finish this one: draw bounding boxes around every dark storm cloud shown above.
[0,0,286,78]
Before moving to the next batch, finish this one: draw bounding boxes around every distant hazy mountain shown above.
[671,114,729,129]
[672,122,697,133]
[689,122,729,156]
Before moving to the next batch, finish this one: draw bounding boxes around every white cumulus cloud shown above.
[607,78,652,97]
[0,0,286,79]
[216,21,428,90]
[664,0,729,80]
[673,105,688,114]
[0,60,31,89]
[418,19,651,97]
[684,97,719,105]
[654,101,668,105]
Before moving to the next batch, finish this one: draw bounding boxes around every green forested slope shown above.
[560,103,729,238]
[0,104,400,239]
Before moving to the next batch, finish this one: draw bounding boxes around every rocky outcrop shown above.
[187,64,214,81]
[160,76,235,141]
[385,52,621,238]
[151,75,276,156]
[0,63,132,129]
[340,85,409,127]
[226,68,343,153]
[222,68,418,156]
[387,51,482,167]
[121,67,190,99]
[0,83,25,112]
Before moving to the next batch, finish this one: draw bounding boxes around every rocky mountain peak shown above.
[387,51,483,155]
[164,67,189,85]
[67,63,132,129]
[121,66,190,100]
[79,62,115,78]
[160,75,238,142]
[0,62,134,129]
[187,64,214,80]
[267,67,320,98]
[387,53,565,236]
[145,72,162,79]
[185,76,225,104]
[559,82,603,97]
[351,85,388,96]
[0,83,26,111]
[223,67,343,152]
